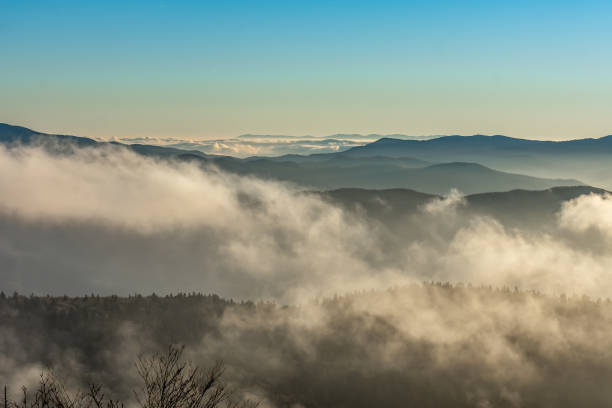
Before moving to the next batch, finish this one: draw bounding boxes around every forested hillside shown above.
[3,284,612,407]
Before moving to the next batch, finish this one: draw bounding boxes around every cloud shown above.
[115,136,370,157]
[189,283,612,407]
[421,188,465,215]
[1,143,612,301]
[0,144,405,299]
[559,193,612,239]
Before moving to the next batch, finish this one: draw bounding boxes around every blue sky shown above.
[1,0,611,139]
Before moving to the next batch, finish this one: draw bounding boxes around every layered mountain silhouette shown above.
[0,123,592,194]
[337,134,612,188]
[218,159,581,194]
[345,134,612,157]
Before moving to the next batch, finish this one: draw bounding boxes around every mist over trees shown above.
[4,285,612,407]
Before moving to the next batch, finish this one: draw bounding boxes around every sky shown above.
[1,0,611,140]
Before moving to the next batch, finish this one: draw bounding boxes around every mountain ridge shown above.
[321,185,609,230]
[0,123,591,194]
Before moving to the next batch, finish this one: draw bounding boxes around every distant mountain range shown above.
[236,133,439,141]
[336,134,612,188]
[347,134,612,157]
[0,123,596,194]
[216,158,581,194]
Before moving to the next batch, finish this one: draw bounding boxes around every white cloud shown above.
[1,144,612,301]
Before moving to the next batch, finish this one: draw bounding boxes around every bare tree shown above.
[6,373,122,408]
[134,346,254,408]
[5,346,255,408]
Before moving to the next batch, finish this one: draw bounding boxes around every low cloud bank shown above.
[113,134,438,157]
[116,136,369,157]
[1,144,612,300]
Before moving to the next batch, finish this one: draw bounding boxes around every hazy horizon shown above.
[6,121,612,158]
[5,120,612,143]
[3,1,612,140]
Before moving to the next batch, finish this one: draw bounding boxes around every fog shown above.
[4,285,612,407]
[1,144,612,300]
[3,143,612,407]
